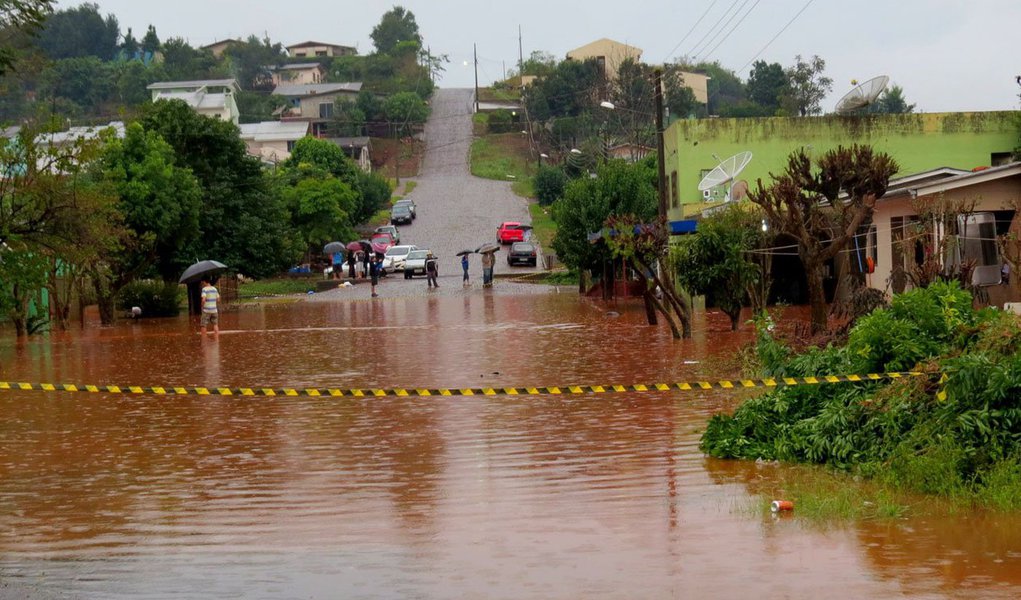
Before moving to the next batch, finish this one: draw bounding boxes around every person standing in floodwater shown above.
[426,255,439,288]
[347,251,357,279]
[199,277,219,337]
[461,254,470,286]
[480,251,494,287]
[369,254,380,297]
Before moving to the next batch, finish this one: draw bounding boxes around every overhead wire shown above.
[663,0,722,63]
[685,0,746,60]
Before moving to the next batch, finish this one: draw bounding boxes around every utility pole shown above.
[518,25,524,78]
[473,43,479,113]
[654,68,667,221]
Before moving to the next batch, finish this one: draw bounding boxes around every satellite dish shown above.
[835,75,889,114]
[698,151,753,202]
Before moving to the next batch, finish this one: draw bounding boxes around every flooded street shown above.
[2,292,1021,599]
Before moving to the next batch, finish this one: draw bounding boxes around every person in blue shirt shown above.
[461,254,470,286]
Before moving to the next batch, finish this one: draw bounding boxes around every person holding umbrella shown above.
[199,277,220,337]
[480,249,495,287]
[426,253,439,288]
[460,252,470,286]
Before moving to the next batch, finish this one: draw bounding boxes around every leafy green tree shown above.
[283,136,359,181]
[384,91,429,135]
[160,37,218,80]
[370,5,421,54]
[36,2,119,60]
[780,54,832,117]
[869,84,916,114]
[0,247,49,336]
[89,122,202,323]
[673,204,766,330]
[281,176,357,252]
[224,35,285,90]
[746,60,786,115]
[0,0,54,76]
[332,99,366,136]
[526,58,604,122]
[517,50,556,78]
[551,159,657,272]
[111,59,161,105]
[748,145,898,333]
[235,89,286,124]
[678,60,745,116]
[533,165,567,206]
[663,67,698,119]
[140,24,159,54]
[120,26,137,56]
[42,56,112,111]
[141,99,298,278]
[352,170,391,225]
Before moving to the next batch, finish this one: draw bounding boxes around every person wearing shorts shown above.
[200,278,219,337]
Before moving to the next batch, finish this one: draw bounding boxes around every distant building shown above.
[273,82,363,137]
[327,136,372,172]
[201,39,242,58]
[269,62,326,87]
[146,79,241,125]
[286,41,357,58]
[677,71,709,105]
[239,121,311,164]
[566,38,642,80]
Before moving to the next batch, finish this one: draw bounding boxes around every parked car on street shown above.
[375,225,400,245]
[393,198,416,220]
[370,232,395,255]
[497,221,529,245]
[382,244,418,273]
[507,242,537,267]
[404,249,433,278]
[391,204,413,225]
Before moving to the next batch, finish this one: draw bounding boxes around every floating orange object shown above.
[771,500,794,512]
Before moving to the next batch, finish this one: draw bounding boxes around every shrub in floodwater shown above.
[117,280,181,317]
[701,281,1021,509]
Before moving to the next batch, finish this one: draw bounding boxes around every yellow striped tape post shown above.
[0,372,927,398]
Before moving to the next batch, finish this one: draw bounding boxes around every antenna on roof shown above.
[834,75,889,114]
[698,151,752,202]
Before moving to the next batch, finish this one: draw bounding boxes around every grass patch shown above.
[403,180,417,195]
[511,179,534,198]
[478,87,520,103]
[470,133,534,191]
[528,202,556,249]
[239,278,316,298]
[538,270,577,286]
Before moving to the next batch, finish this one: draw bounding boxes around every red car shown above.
[497,221,529,245]
[370,232,395,255]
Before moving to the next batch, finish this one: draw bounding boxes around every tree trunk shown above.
[804,258,829,334]
[832,250,853,308]
[642,290,658,325]
[726,308,741,331]
[96,294,116,325]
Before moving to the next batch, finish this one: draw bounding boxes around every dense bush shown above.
[117,280,182,317]
[486,109,515,134]
[701,281,1021,507]
[533,165,567,206]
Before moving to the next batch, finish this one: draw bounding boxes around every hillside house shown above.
[273,82,362,137]
[147,79,241,125]
[239,121,311,164]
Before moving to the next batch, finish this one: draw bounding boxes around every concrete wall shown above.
[664,111,1019,219]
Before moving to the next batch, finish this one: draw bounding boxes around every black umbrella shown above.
[456,249,472,257]
[476,242,500,254]
[179,260,228,284]
[324,241,346,255]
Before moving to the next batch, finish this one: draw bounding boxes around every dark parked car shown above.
[393,198,416,219]
[391,204,413,225]
[507,242,537,267]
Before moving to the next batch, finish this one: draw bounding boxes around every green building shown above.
[664,111,1019,219]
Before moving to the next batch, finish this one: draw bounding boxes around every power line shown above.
[663,0,722,62]
[698,0,763,63]
[737,0,817,74]
[686,0,746,60]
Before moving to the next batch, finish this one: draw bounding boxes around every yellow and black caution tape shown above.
[0,372,925,398]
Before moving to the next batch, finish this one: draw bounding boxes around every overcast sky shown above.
[70,0,1021,113]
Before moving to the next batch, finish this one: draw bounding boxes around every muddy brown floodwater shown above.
[2,292,1021,599]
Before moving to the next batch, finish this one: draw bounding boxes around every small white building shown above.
[238,121,311,164]
[146,79,241,125]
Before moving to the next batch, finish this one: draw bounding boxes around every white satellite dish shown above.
[835,75,889,114]
[698,151,753,202]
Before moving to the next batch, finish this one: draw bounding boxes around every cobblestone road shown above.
[315,88,550,301]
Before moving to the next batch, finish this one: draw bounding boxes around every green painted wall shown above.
[665,111,1019,215]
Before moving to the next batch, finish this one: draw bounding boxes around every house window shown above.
[287,140,296,152]
[294,52,306,57]
[316,50,328,57]
[991,152,1013,166]
[319,102,333,119]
